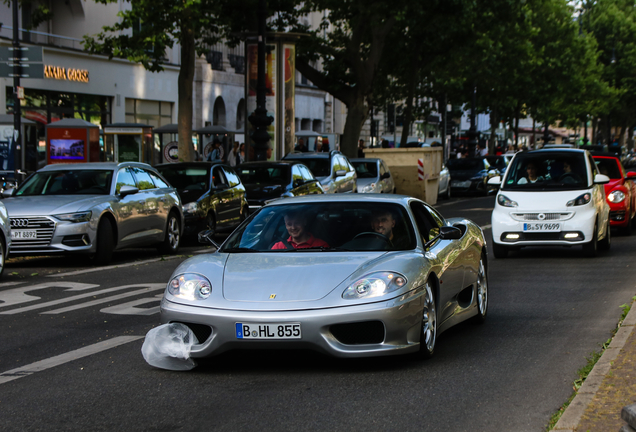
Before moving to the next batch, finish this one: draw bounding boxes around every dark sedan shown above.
[236,161,324,211]
[447,157,500,195]
[155,163,248,237]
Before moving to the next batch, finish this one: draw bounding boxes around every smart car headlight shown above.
[567,193,591,207]
[342,272,407,300]
[168,273,212,300]
[360,183,376,193]
[608,190,626,203]
[497,194,518,207]
[182,202,199,215]
[53,211,92,223]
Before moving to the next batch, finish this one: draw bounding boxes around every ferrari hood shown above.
[222,252,383,302]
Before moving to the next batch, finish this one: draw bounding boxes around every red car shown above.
[593,154,636,234]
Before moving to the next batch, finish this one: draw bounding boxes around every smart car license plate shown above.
[11,230,37,240]
[236,323,301,339]
[523,223,560,232]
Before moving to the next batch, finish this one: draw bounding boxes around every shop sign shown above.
[104,128,143,134]
[163,141,179,163]
[44,65,89,83]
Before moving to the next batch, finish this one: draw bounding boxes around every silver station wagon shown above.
[3,162,183,264]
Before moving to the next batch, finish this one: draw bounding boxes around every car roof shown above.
[38,162,154,171]
[523,148,587,155]
[349,158,381,163]
[264,193,415,207]
[284,152,331,159]
[238,161,298,167]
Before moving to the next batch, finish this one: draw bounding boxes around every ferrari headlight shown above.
[182,202,199,214]
[567,193,591,207]
[360,183,376,193]
[53,211,92,223]
[608,190,626,203]
[168,273,212,300]
[342,272,407,300]
[497,194,518,207]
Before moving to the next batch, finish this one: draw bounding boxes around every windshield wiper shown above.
[277,246,346,252]
[222,247,256,253]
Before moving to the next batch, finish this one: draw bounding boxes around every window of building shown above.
[125,99,172,127]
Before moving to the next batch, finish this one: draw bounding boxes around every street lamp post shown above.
[248,0,273,161]
[467,85,478,157]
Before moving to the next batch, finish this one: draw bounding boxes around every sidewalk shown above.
[552,299,636,431]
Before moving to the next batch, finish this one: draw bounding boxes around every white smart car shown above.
[489,149,611,258]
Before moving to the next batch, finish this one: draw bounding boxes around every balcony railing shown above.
[0,25,84,51]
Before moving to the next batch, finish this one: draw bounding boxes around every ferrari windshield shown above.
[16,170,113,196]
[221,202,417,252]
[502,152,590,191]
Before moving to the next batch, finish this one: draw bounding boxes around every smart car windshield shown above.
[502,152,589,191]
[16,170,113,195]
[221,202,417,252]
[351,161,378,178]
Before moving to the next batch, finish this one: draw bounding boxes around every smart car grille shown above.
[173,321,212,344]
[510,212,573,221]
[330,321,385,345]
[9,216,56,249]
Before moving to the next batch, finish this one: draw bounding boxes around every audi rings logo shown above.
[11,219,29,228]
[537,213,546,220]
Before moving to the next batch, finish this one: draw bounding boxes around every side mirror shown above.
[594,173,610,184]
[211,184,229,191]
[626,171,636,179]
[2,188,15,198]
[335,170,347,177]
[119,185,139,197]
[380,172,391,180]
[440,225,462,240]
[487,176,502,185]
[198,229,220,249]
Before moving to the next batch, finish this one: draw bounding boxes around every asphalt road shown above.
[2,195,636,431]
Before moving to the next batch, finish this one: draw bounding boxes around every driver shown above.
[517,162,543,184]
[371,209,398,242]
[271,210,329,249]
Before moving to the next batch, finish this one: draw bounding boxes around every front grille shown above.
[511,212,573,221]
[330,321,385,345]
[501,231,585,242]
[173,321,212,344]
[9,216,56,249]
[610,210,626,221]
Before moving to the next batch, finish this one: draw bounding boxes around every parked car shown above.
[161,194,488,359]
[282,151,357,193]
[2,162,183,264]
[155,162,248,238]
[350,158,395,193]
[236,161,324,212]
[490,149,611,258]
[593,154,636,234]
[447,157,500,195]
[485,155,510,175]
[0,201,10,277]
[438,162,451,200]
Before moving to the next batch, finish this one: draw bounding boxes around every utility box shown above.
[45,118,101,165]
[364,147,442,205]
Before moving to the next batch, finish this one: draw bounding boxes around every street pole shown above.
[12,0,21,182]
[467,85,477,157]
[248,0,273,161]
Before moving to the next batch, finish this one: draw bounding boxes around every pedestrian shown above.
[358,139,366,158]
[295,138,307,152]
[238,143,246,164]
[381,139,390,149]
[207,140,222,162]
[228,141,240,167]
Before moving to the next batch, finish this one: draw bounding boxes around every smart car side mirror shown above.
[2,188,15,198]
[594,174,610,184]
[119,185,139,197]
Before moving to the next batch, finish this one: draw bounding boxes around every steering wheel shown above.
[353,231,393,246]
[559,172,579,183]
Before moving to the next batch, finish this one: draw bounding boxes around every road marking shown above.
[481,224,492,230]
[100,293,163,315]
[47,255,183,278]
[0,336,144,385]
[0,282,99,309]
[0,284,163,315]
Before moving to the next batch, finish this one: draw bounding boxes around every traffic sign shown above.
[0,46,43,63]
[0,62,44,78]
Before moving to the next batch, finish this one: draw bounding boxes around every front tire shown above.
[158,212,180,255]
[417,281,437,359]
[0,236,6,278]
[599,219,611,251]
[94,218,114,265]
[583,223,598,257]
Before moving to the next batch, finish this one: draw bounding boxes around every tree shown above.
[83,0,223,162]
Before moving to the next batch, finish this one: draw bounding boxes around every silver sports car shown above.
[160,194,488,358]
[3,162,183,265]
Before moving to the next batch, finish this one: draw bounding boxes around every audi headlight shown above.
[182,202,199,215]
[567,193,591,207]
[342,272,407,300]
[497,194,518,207]
[608,190,626,203]
[168,273,212,300]
[360,183,376,193]
[53,211,92,223]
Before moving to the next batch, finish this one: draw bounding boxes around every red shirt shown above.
[271,234,329,250]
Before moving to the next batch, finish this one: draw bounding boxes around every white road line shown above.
[48,255,183,278]
[0,336,144,385]
[42,284,165,314]
[481,224,492,230]
[0,284,163,315]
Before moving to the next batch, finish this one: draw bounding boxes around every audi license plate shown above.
[11,230,37,240]
[523,223,560,232]
[451,180,471,188]
[236,323,301,339]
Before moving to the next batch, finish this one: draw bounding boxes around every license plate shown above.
[451,180,471,188]
[236,323,301,339]
[11,230,37,240]
[523,223,561,232]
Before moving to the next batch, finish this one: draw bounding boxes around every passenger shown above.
[560,160,583,184]
[517,162,543,184]
[271,210,329,249]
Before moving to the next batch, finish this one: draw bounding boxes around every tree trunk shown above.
[514,103,520,150]
[341,95,369,158]
[489,107,498,154]
[400,63,418,147]
[177,26,195,162]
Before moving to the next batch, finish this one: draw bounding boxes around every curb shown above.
[552,301,636,431]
